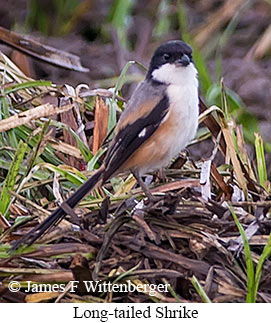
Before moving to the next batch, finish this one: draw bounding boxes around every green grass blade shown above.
[87,148,106,171]
[47,120,93,162]
[191,275,212,303]
[177,0,212,94]
[0,97,18,148]
[43,164,86,186]
[228,203,255,302]
[153,0,171,38]
[254,133,267,189]
[0,140,28,216]
[107,61,138,137]
[109,0,134,49]
[24,120,51,176]
[14,125,62,165]
[0,157,47,180]
[3,80,52,95]
[107,60,145,138]
[113,60,136,101]
[254,234,271,301]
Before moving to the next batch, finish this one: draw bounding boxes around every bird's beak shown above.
[175,54,190,67]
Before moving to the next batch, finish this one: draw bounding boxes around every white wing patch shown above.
[138,128,147,138]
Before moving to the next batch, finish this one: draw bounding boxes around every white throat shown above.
[151,63,198,88]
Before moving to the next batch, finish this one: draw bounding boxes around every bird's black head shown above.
[146,40,193,80]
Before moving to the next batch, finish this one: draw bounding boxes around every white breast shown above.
[166,78,199,158]
[138,62,199,174]
[155,62,199,161]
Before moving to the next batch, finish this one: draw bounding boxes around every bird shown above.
[12,40,199,249]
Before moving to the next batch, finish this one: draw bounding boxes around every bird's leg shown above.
[157,168,166,183]
[132,169,156,202]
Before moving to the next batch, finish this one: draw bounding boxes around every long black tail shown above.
[12,167,104,250]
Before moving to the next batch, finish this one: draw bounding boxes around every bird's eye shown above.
[163,53,170,60]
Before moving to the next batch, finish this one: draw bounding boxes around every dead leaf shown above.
[0,102,73,132]
[92,96,109,154]
[0,26,88,72]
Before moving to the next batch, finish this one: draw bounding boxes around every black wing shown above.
[103,95,169,180]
